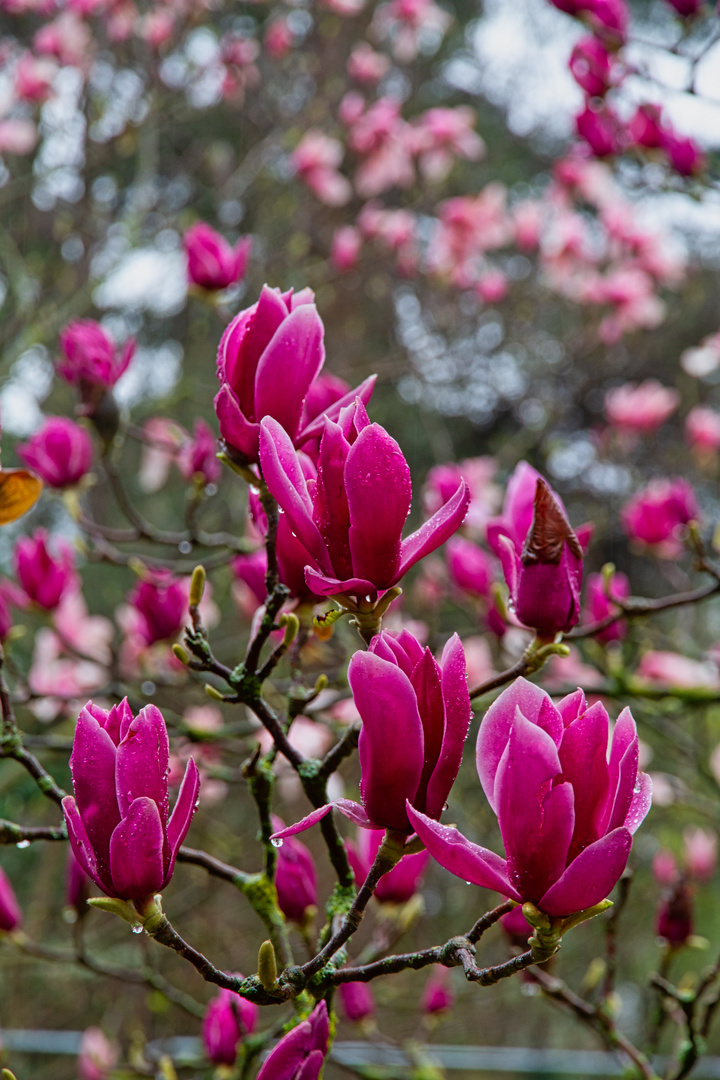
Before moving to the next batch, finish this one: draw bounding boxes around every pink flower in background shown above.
[685,406,720,454]
[203,983,258,1067]
[347,827,429,903]
[604,380,680,434]
[292,131,352,207]
[409,679,651,917]
[14,52,56,102]
[331,225,362,272]
[271,816,318,924]
[629,104,665,149]
[413,106,485,183]
[15,530,78,610]
[62,699,199,902]
[476,270,509,304]
[184,223,252,291]
[77,1027,118,1080]
[264,16,295,58]
[663,0,703,13]
[637,650,720,690]
[576,103,622,157]
[17,417,93,488]
[445,536,493,599]
[423,457,499,538]
[347,98,416,197]
[348,42,390,84]
[219,33,260,101]
[569,36,614,97]
[373,0,452,61]
[0,119,38,155]
[58,320,135,389]
[422,968,454,1016]
[339,982,376,1023]
[661,130,705,176]
[256,1000,328,1080]
[621,478,699,556]
[584,570,630,642]
[176,419,221,485]
[34,11,92,67]
[684,827,717,882]
[0,865,22,932]
[260,402,469,601]
[127,570,187,646]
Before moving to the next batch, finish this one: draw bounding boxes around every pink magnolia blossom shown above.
[176,418,221,485]
[637,650,720,690]
[347,827,429,904]
[14,52,56,102]
[629,104,665,149]
[259,401,469,601]
[423,456,499,538]
[373,0,452,61]
[413,106,485,183]
[77,1027,118,1080]
[498,478,583,638]
[584,570,630,643]
[422,968,454,1015]
[664,0,704,12]
[256,1000,328,1080]
[339,982,376,1023]
[0,865,22,932]
[684,826,717,882]
[264,17,295,58]
[621,478,699,556]
[476,269,508,303]
[429,186,512,286]
[62,699,199,902]
[17,417,93,488]
[292,131,352,207]
[576,102,622,157]
[445,536,493,599]
[331,225,362,272]
[127,570,187,646]
[409,679,651,918]
[273,629,471,838]
[0,119,38,156]
[486,461,591,560]
[203,983,258,1067]
[215,285,374,466]
[569,36,614,97]
[15,530,78,610]
[661,130,705,177]
[219,33,260,102]
[685,406,720,453]
[604,380,680,434]
[346,98,416,197]
[348,42,391,85]
[58,320,135,389]
[271,816,317,924]
[184,223,252,291]
[34,12,92,67]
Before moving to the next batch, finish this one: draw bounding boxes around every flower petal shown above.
[406,804,519,898]
[115,704,169,822]
[397,480,470,580]
[108,797,165,900]
[538,827,632,918]
[254,304,325,440]
[424,634,472,821]
[346,425,411,589]
[165,757,201,883]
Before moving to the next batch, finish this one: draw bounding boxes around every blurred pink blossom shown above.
[292,131,352,206]
[348,42,390,84]
[604,380,679,434]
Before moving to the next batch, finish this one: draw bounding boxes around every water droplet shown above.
[442,803,449,812]
[465,880,471,885]
[178,540,192,555]
[634,779,641,793]
[271,837,283,848]
[132,924,143,934]
[16,840,30,849]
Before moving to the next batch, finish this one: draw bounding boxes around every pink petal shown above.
[346,425,411,589]
[62,796,103,893]
[624,772,652,834]
[259,418,332,573]
[538,827,632,917]
[109,797,165,900]
[254,304,325,439]
[303,567,379,598]
[214,385,261,461]
[406,804,519,898]
[350,651,425,832]
[558,701,610,859]
[115,705,169,822]
[165,757,201,883]
[476,679,562,812]
[299,374,377,443]
[396,480,470,580]
[424,634,472,821]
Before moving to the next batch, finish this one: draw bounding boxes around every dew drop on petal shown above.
[16,840,30,849]
[271,837,283,848]
[132,924,143,934]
